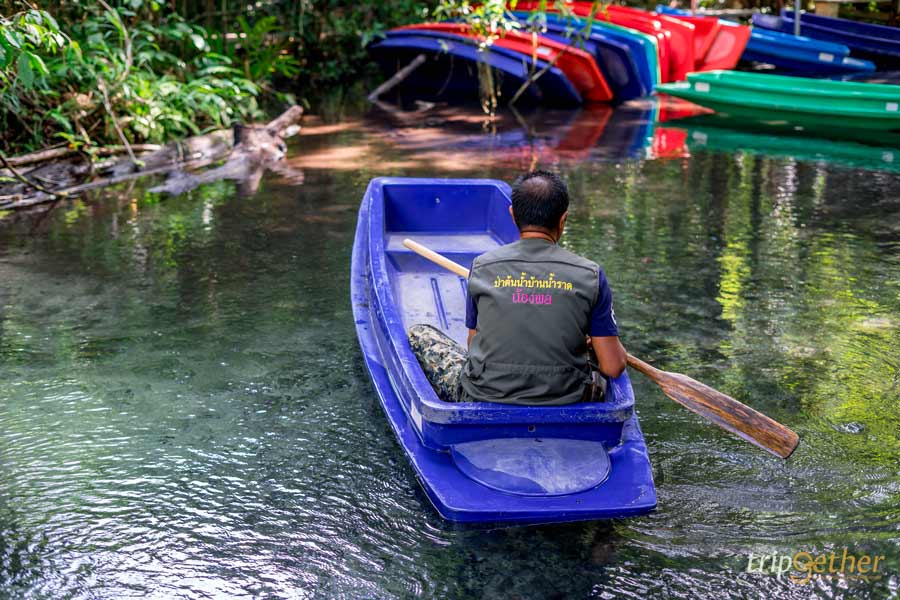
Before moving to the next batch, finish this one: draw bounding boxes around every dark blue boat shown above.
[369,30,582,107]
[656,6,874,75]
[743,27,875,75]
[351,177,657,524]
[510,12,649,101]
[753,11,900,67]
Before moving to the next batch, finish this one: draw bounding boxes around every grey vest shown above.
[460,238,601,405]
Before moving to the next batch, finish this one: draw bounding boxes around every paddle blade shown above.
[632,357,799,458]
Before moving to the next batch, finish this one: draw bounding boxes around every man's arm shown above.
[465,273,477,350]
[590,335,627,378]
[589,269,626,377]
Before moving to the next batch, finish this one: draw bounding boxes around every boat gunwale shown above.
[756,12,900,58]
[782,10,900,48]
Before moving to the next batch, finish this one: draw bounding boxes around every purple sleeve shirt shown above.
[465,270,619,336]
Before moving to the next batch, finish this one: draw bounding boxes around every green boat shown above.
[657,70,900,132]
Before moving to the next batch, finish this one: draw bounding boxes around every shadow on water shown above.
[0,101,898,599]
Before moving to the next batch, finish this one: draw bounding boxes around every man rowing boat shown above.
[409,170,627,405]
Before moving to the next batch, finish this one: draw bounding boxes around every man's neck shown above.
[520,229,558,243]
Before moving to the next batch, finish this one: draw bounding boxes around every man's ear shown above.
[508,205,517,226]
[558,210,568,237]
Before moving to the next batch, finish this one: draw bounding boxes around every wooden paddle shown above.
[402,238,800,459]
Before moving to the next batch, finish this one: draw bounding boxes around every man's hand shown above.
[589,335,627,378]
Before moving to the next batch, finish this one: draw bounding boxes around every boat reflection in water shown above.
[655,94,900,172]
[370,95,899,173]
[370,101,666,167]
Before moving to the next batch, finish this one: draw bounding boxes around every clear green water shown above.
[1,108,899,599]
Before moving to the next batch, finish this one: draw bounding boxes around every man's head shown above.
[510,170,569,240]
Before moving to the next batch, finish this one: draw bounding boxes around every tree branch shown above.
[0,153,69,199]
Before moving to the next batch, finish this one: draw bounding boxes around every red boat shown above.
[397,23,614,102]
[574,4,676,82]
[690,20,749,71]
[656,13,721,67]
[605,5,696,81]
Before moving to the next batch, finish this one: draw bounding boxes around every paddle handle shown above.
[626,354,662,377]
[403,238,470,278]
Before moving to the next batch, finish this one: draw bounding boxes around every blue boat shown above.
[742,27,875,75]
[369,30,582,107]
[656,6,874,75]
[351,177,657,525]
[753,11,900,67]
[510,12,650,101]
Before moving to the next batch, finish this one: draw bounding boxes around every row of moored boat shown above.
[370,3,900,108]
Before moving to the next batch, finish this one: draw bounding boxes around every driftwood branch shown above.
[368,54,427,102]
[508,33,573,107]
[148,105,304,196]
[0,153,69,199]
[3,144,162,168]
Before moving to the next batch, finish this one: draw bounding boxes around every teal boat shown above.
[658,70,900,133]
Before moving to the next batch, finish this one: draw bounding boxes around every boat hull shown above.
[513,7,663,86]
[654,7,750,71]
[753,12,900,67]
[741,29,876,76]
[369,31,582,107]
[518,17,649,101]
[657,70,900,133]
[396,23,613,102]
[351,177,657,524]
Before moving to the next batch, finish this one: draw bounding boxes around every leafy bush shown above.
[0,0,434,154]
[1,1,262,153]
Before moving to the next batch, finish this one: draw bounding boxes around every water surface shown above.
[1,105,899,599]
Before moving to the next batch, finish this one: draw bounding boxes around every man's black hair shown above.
[510,170,569,231]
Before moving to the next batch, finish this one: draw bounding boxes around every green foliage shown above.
[434,0,520,47]
[270,0,431,103]
[0,9,69,92]
[0,0,436,152]
[1,1,263,153]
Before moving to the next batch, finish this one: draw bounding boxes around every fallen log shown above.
[0,105,305,211]
[149,106,304,196]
